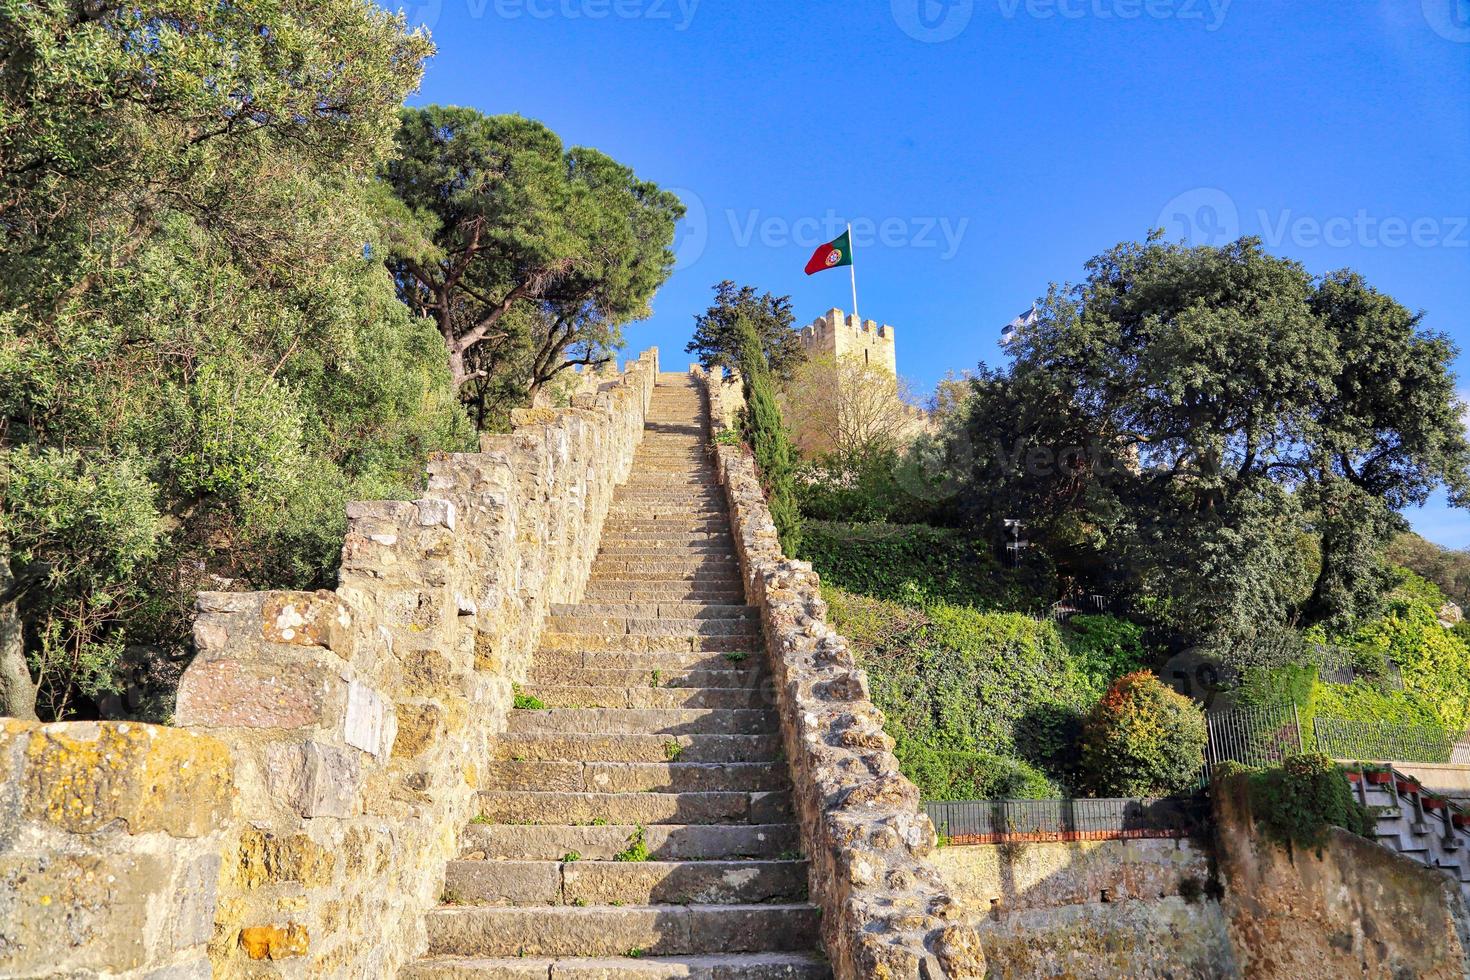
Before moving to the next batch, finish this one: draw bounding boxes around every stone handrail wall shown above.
[691,365,986,979]
[0,349,659,978]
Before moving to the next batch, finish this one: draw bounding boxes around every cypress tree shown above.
[736,318,803,556]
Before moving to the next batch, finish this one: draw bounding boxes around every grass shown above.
[663,741,684,762]
[512,684,547,710]
[613,825,649,863]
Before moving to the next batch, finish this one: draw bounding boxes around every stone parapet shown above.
[691,364,985,979]
[0,349,659,978]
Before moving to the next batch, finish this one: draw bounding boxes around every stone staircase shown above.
[404,375,830,979]
[1352,764,1470,907]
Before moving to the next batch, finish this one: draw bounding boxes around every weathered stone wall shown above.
[693,364,986,979]
[1,350,659,979]
[932,839,1236,978]
[1214,772,1470,979]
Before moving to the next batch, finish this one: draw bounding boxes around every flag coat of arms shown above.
[804,230,854,275]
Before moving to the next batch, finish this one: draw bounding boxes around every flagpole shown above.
[847,222,860,324]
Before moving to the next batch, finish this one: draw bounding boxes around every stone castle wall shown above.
[0,350,660,978]
[797,308,898,376]
[694,366,986,979]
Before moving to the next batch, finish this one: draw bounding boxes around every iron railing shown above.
[1203,703,1304,774]
[1313,716,1453,764]
[925,797,1206,845]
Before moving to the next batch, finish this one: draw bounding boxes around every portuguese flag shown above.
[804,229,853,275]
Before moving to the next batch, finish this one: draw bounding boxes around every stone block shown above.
[261,591,353,655]
[417,497,458,530]
[20,722,232,837]
[343,679,391,758]
[169,853,221,950]
[236,829,335,888]
[176,657,338,731]
[238,923,309,960]
[264,740,363,819]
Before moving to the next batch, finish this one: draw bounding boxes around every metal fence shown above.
[1201,704,1461,772]
[1312,716,1452,764]
[925,797,1206,845]
[1204,703,1304,774]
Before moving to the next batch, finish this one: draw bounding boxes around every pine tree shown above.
[736,319,803,556]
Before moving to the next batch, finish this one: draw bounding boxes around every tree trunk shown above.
[0,560,38,720]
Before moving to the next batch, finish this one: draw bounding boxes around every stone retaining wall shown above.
[692,365,986,979]
[1214,771,1470,979]
[0,349,659,979]
[931,839,1236,977]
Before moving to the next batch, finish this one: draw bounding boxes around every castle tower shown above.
[795,308,898,376]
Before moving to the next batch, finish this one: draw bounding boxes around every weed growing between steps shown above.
[614,826,650,862]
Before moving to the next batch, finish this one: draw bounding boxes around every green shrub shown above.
[798,521,1049,611]
[737,319,801,555]
[898,745,1057,800]
[1061,614,1149,687]
[827,587,1143,793]
[1080,672,1207,796]
[1235,753,1374,853]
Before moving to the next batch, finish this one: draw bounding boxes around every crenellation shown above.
[797,308,898,376]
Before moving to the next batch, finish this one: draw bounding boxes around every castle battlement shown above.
[796,308,897,375]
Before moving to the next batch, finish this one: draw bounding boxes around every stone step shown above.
[460,822,799,862]
[599,532,734,544]
[538,634,762,655]
[546,617,759,638]
[612,494,724,504]
[533,651,761,674]
[403,951,832,979]
[587,564,742,580]
[601,522,731,534]
[507,707,776,736]
[483,760,788,793]
[598,544,736,557]
[605,510,729,521]
[492,732,779,764]
[443,858,808,907]
[550,604,755,621]
[473,790,792,826]
[528,667,763,690]
[522,685,769,711]
[581,587,747,604]
[424,903,821,959]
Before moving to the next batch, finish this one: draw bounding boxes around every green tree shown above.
[1080,671,1207,796]
[687,281,806,383]
[0,1,469,719]
[735,318,802,556]
[384,106,683,427]
[950,235,1469,645]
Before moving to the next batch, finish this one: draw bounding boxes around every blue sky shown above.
[398,0,1470,548]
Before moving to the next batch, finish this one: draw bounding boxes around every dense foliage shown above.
[1386,532,1470,607]
[735,317,802,555]
[1226,754,1374,853]
[687,281,805,383]
[825,587,1149,795]
[798,521,1046,610]
[1079,672,1207,796]
[384,107,682,429]
[0,1,471,719]
[944,235,1470,649]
